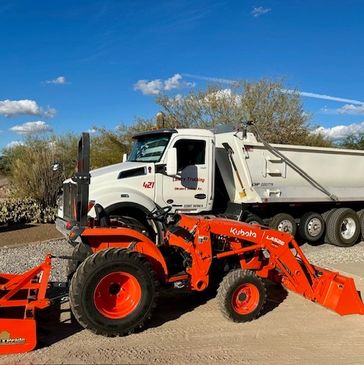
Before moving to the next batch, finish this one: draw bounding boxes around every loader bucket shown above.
[313,267,364,316]
[0,318,36,354]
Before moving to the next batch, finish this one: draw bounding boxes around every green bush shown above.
[0,198,57,225]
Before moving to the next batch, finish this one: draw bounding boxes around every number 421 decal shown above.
[143,181,155,189]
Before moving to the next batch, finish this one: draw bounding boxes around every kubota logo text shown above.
[230,228,257,238]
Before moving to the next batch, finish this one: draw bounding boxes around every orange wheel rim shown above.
[94,272,142,319]
[231,283,259,315]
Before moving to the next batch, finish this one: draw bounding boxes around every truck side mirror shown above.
[122,153,128,162]
[166,147,177,176]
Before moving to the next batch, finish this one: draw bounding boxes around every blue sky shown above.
[1,0,364,150]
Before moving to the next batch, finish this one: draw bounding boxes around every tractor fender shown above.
[81,227,168,281]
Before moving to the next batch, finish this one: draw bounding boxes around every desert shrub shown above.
[5,139,64,207]
[0,198,57,225]
[2,135,80,209]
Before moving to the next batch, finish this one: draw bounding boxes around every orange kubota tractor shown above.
[1,133,363,355]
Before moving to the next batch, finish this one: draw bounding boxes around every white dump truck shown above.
[56,123,364,247]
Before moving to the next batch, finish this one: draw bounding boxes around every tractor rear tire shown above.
[217,269,266,322]
[69,248,159,337]
[67,242,92,282]
[326,208,360,247]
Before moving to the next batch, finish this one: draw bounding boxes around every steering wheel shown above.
[147,205,172,221]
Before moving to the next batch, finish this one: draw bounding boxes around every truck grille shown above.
[62,181,78,221]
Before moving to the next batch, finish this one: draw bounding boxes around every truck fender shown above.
[89,188,164,244]
[89,186,158,216]
[82,227,168,281]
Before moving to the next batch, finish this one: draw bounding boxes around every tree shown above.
[4,138,64,207]
[89,128,129,168]
[338,133,364,150]
[156,80,332,146]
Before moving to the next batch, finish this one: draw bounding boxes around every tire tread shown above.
[217,269,266,322]
[69,248,159,337]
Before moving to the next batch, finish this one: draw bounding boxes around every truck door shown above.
[161,137,212,213]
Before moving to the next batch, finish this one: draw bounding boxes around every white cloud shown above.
[182,74,364,105]
[314,122,364,140]
[6,141,24,149]
[46,76,67,85]
[336,103,364,115]
[44,107,57,118]
[282,90,364,105]
[134,79,163,95]
[88,128,97,134]
[0,99,41,117]
[134,73,195,95]
[251,6,271,17]
[9,121,53,135]
[0,99,56,118]
[182,73,236,85]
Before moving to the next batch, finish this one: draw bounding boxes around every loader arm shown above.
[172,216,364,316]
[209,218,364,315]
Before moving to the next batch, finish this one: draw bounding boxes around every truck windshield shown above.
[128,134,171,162]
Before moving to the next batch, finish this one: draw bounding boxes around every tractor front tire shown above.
[69,248,159,337]
[217,269,266,322]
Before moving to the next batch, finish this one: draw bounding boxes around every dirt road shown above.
[1,271,363,364]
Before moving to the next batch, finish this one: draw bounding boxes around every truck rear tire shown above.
[326,208,360,247]
[69,248,159,336]
[217,269,266,322]
[322,209,335,243]
[299,212,325,242]
[357,209,364,240]
[270,213,296,235]
[244,214,264,226]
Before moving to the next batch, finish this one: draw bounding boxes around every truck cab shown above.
[57,128,215,242]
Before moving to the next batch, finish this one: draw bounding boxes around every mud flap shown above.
[0,318,37,354]
[313,267,364,315]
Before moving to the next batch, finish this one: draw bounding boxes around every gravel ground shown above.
[0,239,73,281]
[0,238,363,279]
[0,239,363,365]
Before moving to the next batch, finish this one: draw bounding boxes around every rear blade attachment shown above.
[0,319,36,355]
[312,266,364,316]
[0,255,52,355]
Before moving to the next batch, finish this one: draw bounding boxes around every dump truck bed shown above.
[215,132,364,204]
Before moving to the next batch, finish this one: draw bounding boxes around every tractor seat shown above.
[94,203,111,227]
